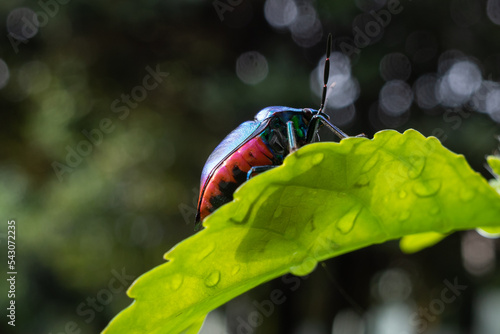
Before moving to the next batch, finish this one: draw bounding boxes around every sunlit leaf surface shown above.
[103,129,500,334]
[399,232,449,254]
[488,155,500,177]
[477,155,500,236]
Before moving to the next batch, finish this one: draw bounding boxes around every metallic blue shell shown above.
[200,121,263,187]
[199,106,308,189]
[254,106,306,121]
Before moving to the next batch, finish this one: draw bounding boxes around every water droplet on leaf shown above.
[231,265,241,276]
[204,270,221,287]
[171,274,184,291]
[361,154,379,173]
[399,210,410,221]
[408,156,426,179]
[337,207,361,234]
[310,153,324,166]
[430,205,440,215]
[198,242,216,261]
[355,175,370,187]
[413,180,441,197]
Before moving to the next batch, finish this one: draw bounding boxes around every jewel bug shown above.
[195,34,361,230]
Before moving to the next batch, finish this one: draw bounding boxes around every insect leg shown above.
[247,165,279,180]
[307,114,367,142]
[286,121,298,152]
[306,117,321,143]
[306,114,349,143]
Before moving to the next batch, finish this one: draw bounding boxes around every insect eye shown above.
[302,108,313,117]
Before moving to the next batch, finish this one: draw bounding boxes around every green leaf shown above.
[400,155,500,252]
[476,226,500,237]
[399,232,449,254]
[490,179,500,194]
[103,129,500,334]
[477,156,500,237]
[487,155,500,176]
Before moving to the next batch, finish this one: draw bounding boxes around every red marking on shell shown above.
[197,137,275,223]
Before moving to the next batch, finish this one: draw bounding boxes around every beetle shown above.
[195,34,360,230]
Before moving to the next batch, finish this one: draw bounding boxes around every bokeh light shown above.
[436,75,468,107]
[462,231,496,276]
[236,51,269,85]
[371,101,411,129]
[434,57,483,109]
[264,0,298,29]
[447,60,482,97]
[379,80,414,116]
[437,50,466,75]
[332,309,365,334]
[199,310,226,334]
[369,303,414,334]
[317,52,352,82]
[470,80,498,113]
[487,0,500,25]
[264,0,323,47]
[486,87,500,117]
[413,74,439,110]
[289,1,322,47]
[311,51,359,111]
[329,104,357,126]
[372,268,412,302]
[327,78,360,109]
[7,7,39,41]
[473,290,500,333]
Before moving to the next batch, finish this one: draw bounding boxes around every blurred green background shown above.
[1,0,500,333]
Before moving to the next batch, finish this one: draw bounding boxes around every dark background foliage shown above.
[1,0,500,333]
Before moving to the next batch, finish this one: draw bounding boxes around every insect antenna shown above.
[318,33,332,115]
